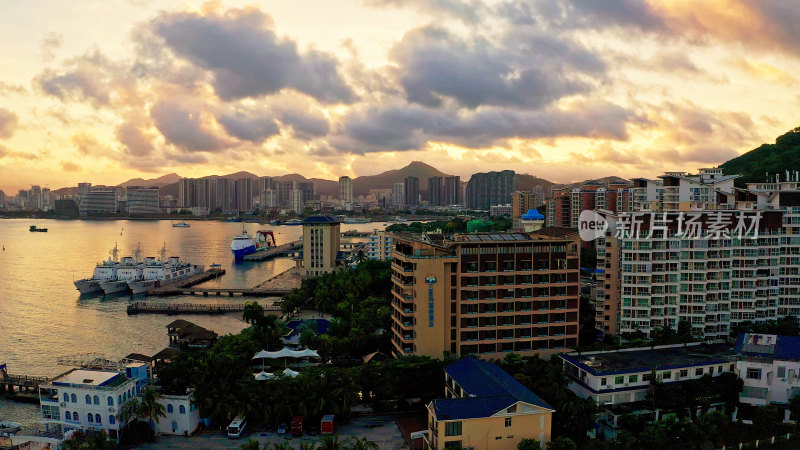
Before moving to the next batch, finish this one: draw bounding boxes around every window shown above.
[118,395,122,404]
[747,368,762,379]
[179,405,186,414]
[86,394,92,404]
[643,373,652,382]
[93,395,100,405]
[615,376,624,384]
[505,417,512,427]
[778,366,787,378]
[88,414,94,423]
[63,393,69,402]
[680,370,688,378]
[601,378,607,386]
[71,394,77,403]
[167,404,174,413]
[695,368,703,376]
[109,416,116,425]
[444,421,462,436]
[662,372,672,380]
[444,442,462,448]
[65,411,71,421]
[629,375,638,383]
[95,414,101,424]
[108,396,114,406]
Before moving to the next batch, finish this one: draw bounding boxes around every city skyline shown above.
[1,1,799,195]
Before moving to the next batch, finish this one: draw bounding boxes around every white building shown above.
[79,190,117,216]
[339,176,353,203]
[561,342,736,406]
[156,393,200,436]
[38,368,145,440]
[126,186,160,214]
[367,229,393,260]
[392,182,405,208]
[489,204,512,216]
[735,333,800,406]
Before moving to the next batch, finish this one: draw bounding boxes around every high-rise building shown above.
[390,228,581,359]
[126,186,160,214]
[289,189,304,213]
[366,229,393,260]
[178,178,194,209]
[443,176,461,205]
[236,178,255,211]
[594,168,800,340]
[392,182,405,208]
[275,181,294,208]
[77,183,92,202]
[404,176,419,207]
[512,191,544,220]
[428,176,443,206]
[302,216,342,277]
[465,170,515,210]
[79,190,117,216]
[260,189,278,209]
[258,176,274,193]
[339,176,353,203]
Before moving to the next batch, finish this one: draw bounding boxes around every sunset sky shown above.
[1,0,799,194]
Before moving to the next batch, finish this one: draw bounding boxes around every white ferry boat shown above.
[128,245,204,294]
[99,245,143,294]
[172,221,191,228]
[73,244,119,294]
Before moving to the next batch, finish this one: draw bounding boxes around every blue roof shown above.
[521,209,545,220]
[735,333,800,360]
[302,216,339,224]
[434,357,552,420]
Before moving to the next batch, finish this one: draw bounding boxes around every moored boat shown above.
[74,244,119,294]
[231,227,257,260]
[128,244,204,294]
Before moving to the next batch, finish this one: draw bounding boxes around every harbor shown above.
[127,301,281,315]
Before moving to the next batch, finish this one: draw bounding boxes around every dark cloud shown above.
[217,105,279,143]
[363,0,489,24]
[0,108,18,139]
[150,99,232,152]
[117,119,156,156]
[276,108,330,140]
[539,0,665,31]
[390,26,602,109]
[150,6,355,103]
[35,50,115,107]
[336,99,636,152]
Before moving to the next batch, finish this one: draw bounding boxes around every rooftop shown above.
[50,369,123,387]
[561,343,734,376]
[431,357,552,421]
[302,215,339,225]
[735,333,800,361]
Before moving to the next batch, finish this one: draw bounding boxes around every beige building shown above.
[390,228,581,359]
[424,357,554,449]
[301,216,342,277]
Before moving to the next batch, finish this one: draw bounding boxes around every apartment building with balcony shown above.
[390,228,581,359]
[734,333,800,407]
[595,170,800,339]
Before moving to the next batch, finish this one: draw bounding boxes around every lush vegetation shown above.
[731,315,800,338]
[61,430,113,450]
[720,126,800,187]
[385,217,513,234]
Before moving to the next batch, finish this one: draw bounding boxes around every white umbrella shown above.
[282,368,299,378]
[254,371,274,381]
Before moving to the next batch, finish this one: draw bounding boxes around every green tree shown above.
[240,439,261,450]
[299,442,319,450]
[346,436,378,450]
[138,385,167,432]
[243,301,265,325]
[270,441,292,450]
[517,438,543,450]
[62,430,113,450]
[677,320,694,341]
[789,394,800,421]
[546,437,577,450]
[318,434,345,450]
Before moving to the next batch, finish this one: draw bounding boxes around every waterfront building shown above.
[735,333,800,407]
[444,176,461,206]
[466,170,515,210]
[595,170,800,339]
[423,357,554,449]
[390,228,580,359]
[405,176,420,207]
[260,189,279,209]
[428,176,443,206]
[339,176,353,203]
[560,342,736,406]
[289,189,305,213]
[393,182,405,208]
[367,229,393,260]
[79,190,116,216]
[517,210,545,233]
[302,216,343,277]
[77,183,91,202]
[125,186,160,214]
[156,394,200,436]
[236,177,255,211]
[38,368,144,440]
[167,320,218,350]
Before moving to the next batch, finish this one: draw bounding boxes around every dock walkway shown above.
[148,268,302,297]
[243,240,302,261]
[0,365,49,394]
[127,301,282,315]
[147,268,226,296]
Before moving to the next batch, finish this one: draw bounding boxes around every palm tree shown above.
[318,434,344,450]
[137,385,167,432]
[270,441,292,450]
[240,439,261,450]
[345,436,378,450]
[243,301,265,325]
[299,442,318,450]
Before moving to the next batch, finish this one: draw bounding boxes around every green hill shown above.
[720,127,800,187]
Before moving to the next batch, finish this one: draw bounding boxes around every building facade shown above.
[428,176,443,206]
[405,176,420,207]
[425,357,553,450]
[512,191,544,220]
[735,333,800,406]
[339,176,353,203]
[466,170,515,210]
[126,186,160,214]
[156,394,200,436]
[390,228,580,359]
[302,216,342,277]
[366,229,394,260]
[444,176,462,206]
[393,182,405,208]
[79,190,116,216]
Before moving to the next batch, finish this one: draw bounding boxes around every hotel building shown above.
[390,228,580,359]
[301,216,343,277]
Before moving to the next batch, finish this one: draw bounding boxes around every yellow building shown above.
[391,229,581,359]
[301,216,343,278]
[424,357,554,449]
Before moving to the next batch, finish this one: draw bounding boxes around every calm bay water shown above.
[0,218,383,422]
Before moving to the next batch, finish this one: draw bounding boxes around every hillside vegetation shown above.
[721,127,800,187]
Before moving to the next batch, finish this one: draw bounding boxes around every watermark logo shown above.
[579,210,608,242]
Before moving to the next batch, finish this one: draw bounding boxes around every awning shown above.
[252,348,319,359]
[410,430,429,439]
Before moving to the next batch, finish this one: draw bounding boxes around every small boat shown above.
[172,221,191,228]
[284,219,303,226]
[231,226,257,260]
[29,225,48,232]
